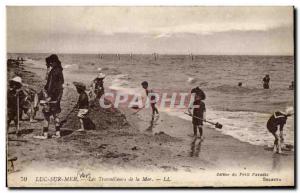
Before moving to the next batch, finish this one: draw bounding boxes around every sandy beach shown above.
[6,61,294,187]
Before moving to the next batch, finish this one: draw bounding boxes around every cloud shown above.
[7,6,294,54]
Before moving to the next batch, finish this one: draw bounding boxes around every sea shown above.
[7,53,295,147]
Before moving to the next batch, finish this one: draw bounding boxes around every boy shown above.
[73,82,91,131]
[188,91,206,139]
[141,81,159,119]
[267,107,293,154]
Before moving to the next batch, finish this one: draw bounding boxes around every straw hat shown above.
[11,76,22,84]
[97,73,106,79]
[73,81,86,90]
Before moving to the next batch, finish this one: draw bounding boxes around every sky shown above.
[7,6,294,55]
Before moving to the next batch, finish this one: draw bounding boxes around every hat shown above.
[285,106,294,116]
[48,54,60,64]
[73,82,86,90]
[11,76,22,84]
[191,86,206,100]
[97,73,106,79]
[141,81,148,86]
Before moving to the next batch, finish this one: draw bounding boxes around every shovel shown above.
[184,112,223,129]
[59,107,76,126]
[131,106,145,115]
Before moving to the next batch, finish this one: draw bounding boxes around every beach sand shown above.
[7,63,294,187]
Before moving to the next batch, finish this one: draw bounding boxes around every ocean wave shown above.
[63,63,79,70]
[168,109,294,147]
[210,84,259,94]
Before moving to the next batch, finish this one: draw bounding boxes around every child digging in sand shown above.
[188,87,206,140]
[73,82,93,131]
[267,107,293,154]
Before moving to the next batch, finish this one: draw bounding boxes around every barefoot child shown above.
[141,81,159,119]
[267,107,293,154]
[188,91,206,139]
[73,82,90,131]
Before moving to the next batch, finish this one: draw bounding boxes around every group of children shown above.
[7,55,294,154]
[7,55,103,139]
[141,79,294,154]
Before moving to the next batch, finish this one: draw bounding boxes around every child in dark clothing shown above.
[267,107,293,154]
[73,82,91,131]
[188,93,206,139]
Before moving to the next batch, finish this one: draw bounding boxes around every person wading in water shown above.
[263,74,270,89]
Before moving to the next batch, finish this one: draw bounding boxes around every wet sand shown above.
[7,63,294,187]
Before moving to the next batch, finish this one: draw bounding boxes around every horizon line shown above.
[7,52,294,57]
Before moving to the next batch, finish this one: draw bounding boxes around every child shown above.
[73,82,90,131]
[267,107,293,154]
[34,54,64,139]
[141,81,159,119]
[188,91,206,139]
[7,76,25,128]
[92,73,106,100]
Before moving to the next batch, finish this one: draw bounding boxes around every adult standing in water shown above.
[35,54,64,139]
[262,74,270,89]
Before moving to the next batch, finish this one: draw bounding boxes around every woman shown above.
[34,54,64,139]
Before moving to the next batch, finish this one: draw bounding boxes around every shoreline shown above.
[7,62,294,186]
[26,63,295,147]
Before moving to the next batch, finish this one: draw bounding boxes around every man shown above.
[267,107,293,154]
[263,74,270,89]
[141,81,159,119]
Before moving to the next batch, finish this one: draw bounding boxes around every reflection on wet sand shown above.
[272,151,293,172]
[190,137,202,157]
[145,116,159,133]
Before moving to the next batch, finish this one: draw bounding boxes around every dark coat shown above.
[44,67,64,113]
